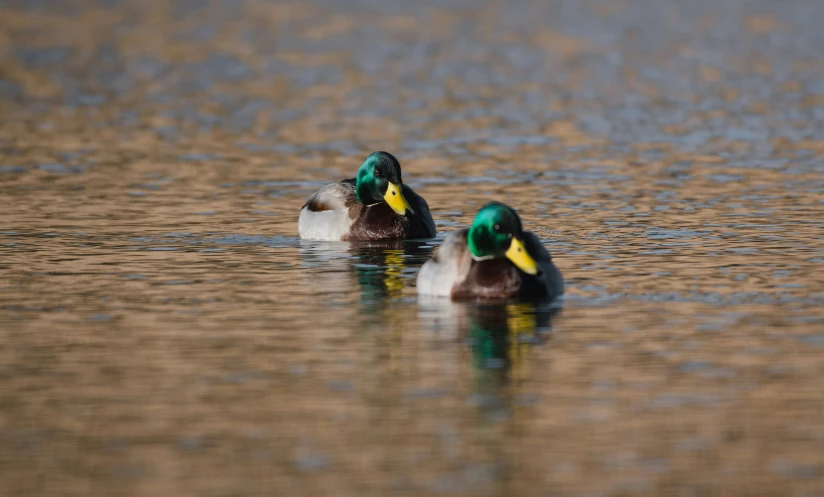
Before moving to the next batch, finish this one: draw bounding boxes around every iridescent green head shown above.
[355,151,413,215]
[467,202,538,275]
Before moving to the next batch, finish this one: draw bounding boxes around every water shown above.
[2,0,824,495]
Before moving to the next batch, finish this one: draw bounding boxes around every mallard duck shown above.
[417,202,563,300]
[298,151,436,241]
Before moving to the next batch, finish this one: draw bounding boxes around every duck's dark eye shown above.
[374,169,382,178]
[508,233,513,239]
[494,224,500,231]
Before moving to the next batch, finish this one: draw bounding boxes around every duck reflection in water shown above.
[418,298,558,496]
[469,303,555,418]
[297,238,434,304]
[419,298,557,418]
[470,303,552,376]
[351,240,433,302]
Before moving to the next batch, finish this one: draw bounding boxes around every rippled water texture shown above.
[2,0,824,495]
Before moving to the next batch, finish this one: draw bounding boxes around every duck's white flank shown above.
[298,183,357,241]
[298,207,354,241]
[416,259,459,297]
[416,231,468,297]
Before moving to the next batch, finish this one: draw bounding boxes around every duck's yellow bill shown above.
[384,182,413,215]
[506,237,538,275]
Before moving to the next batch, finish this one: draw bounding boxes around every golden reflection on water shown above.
[1,0,824,495]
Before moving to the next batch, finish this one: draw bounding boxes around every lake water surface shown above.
[1,0,823,495]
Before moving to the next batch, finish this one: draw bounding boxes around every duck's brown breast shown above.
[344,203,409,241]
[451,259,521,300]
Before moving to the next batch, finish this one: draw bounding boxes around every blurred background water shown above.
[1,0,824,495]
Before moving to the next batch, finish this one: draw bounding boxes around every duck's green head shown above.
[467,202,538,275]
[355,151,413,215]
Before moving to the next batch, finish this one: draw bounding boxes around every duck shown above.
[416,202,563,300]
[298,151,436,241]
